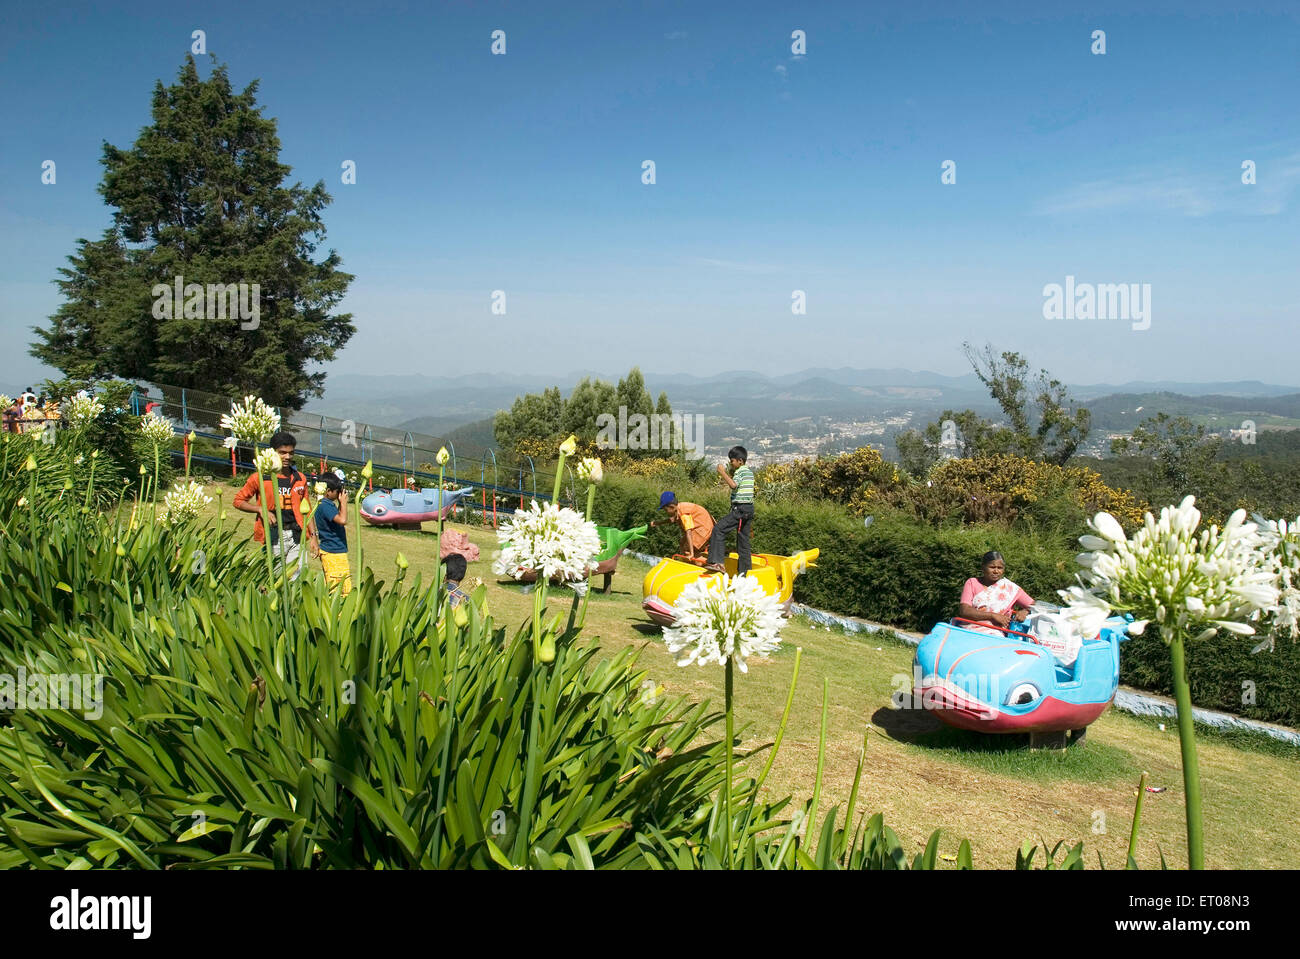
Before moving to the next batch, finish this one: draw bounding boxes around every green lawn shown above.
[198,489,1300,869]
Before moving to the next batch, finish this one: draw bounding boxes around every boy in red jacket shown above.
[233,431,313,579]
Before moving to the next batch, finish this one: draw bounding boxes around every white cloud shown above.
[686,257,785,275]
[1034,153,1300,217]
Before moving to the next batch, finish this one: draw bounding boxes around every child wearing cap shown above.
[651,491,715,564]
[309,471,351,595]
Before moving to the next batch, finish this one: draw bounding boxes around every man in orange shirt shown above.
[652,491,715,564]
[233,431,314,580]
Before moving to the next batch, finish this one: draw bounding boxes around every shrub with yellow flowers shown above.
[756,447,901,515]
[913,454,1146,529]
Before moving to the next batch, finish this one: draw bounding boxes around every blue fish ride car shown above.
[911,611,1132,735]
[359,486,477,527]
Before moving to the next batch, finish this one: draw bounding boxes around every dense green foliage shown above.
[1079,425,1300,525]
[29,57,354,410]
[3,380,173,510]
[494,367,676,462]
[895,345,1092,473]
[1120,634,1300,728]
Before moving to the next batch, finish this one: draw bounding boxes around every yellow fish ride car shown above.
[641,548,819,626]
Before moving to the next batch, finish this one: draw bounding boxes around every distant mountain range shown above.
[315,369,1300,439]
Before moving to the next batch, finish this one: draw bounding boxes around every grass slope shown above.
[200,492,1300,869]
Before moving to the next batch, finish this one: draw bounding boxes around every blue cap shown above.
[659,491,676,508]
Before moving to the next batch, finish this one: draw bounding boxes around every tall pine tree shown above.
[30,56,354,410]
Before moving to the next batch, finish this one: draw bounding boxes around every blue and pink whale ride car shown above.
[359,486,477,527]
[911,611,1132,735]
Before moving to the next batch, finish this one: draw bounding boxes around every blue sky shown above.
[2,0,1298,394]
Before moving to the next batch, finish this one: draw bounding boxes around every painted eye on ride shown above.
[372,505,386,515]
[1006,682,1040,706]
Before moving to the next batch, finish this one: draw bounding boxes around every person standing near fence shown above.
[2,396,21,434]
[705,445,755,575]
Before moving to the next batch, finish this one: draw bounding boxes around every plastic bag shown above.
[1025,610,1083,666]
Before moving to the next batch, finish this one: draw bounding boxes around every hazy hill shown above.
[304,368,1300,452]
[1086,392,1300,432]
[397,415,497,452]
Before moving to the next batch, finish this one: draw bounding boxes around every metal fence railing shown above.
[128,382,580,526]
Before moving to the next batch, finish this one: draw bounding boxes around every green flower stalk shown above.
[576,457,603,629]
[140,412,173,533]
[553,434,576,504]
[83,449,98,511]
[253,446,281,593]
[662,573,785,869]
[356,459,372,577]
[1128,771,1149,866]
[127,464,147,532]
[26,456,41,592]
[724,658,735,865]
[435,447,449,603]
[536,435,575,660]
[1061,497,1280,869]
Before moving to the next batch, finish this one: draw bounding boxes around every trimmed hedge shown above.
[1121,634,1300,729]
[595,472,1300,727]
[593,474,1076,632]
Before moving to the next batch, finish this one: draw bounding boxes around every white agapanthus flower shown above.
[160,480,213,526]
[1254,516,1300,651]
[492,499,602,582]
[219,394,280,449]
[662,574,784,673]
[577,457,603,484]
[139,412,174,445]
[63,390,105,431]
[253,446,282,475]
[1061,496,1280,644]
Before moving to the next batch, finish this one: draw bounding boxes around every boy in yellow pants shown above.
[310,472,352,595]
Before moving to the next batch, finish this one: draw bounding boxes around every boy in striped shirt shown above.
[705,446,756,575]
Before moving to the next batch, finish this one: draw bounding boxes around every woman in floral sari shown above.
[957,551,1035,636]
